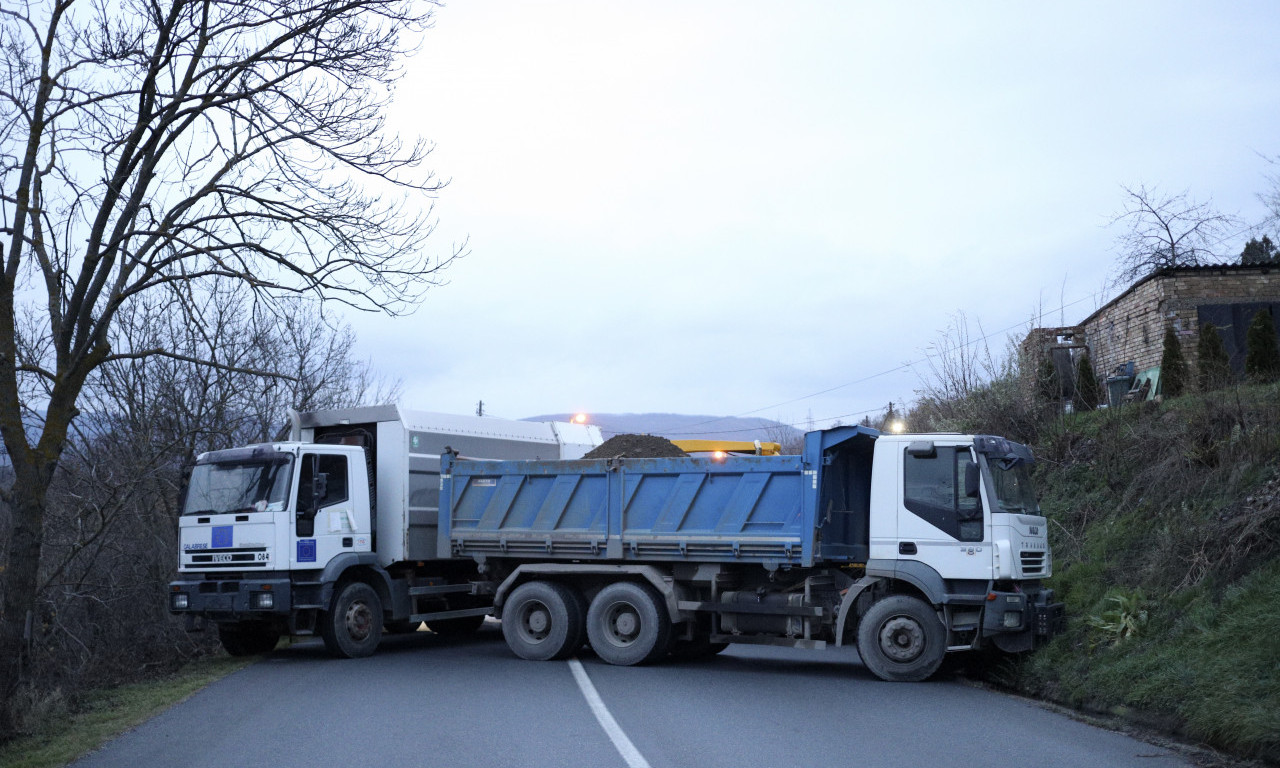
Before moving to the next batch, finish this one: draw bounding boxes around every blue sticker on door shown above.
[297,539,317,563]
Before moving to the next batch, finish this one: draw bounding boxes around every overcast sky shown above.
[347,1,1280,431]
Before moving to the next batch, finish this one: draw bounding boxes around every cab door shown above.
[293,451,361,568]
[897,443,992,580]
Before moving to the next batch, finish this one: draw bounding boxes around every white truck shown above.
[168,405,600,656]
[170,412,1064,682]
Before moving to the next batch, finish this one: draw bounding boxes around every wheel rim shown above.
[602,602,641,647]
[344,599,374,642]
[516,600,551,644]
[878,615,925,662]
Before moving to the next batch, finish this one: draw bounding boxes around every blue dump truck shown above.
[442,426,1064,682]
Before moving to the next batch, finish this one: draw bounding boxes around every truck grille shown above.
[186,547,268,568]
[1020,550,1047,576]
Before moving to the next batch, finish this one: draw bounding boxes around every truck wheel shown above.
[856,595,946,682]
[502,581,584,661]
[587,582,671,666]
[321,581,383,658]
[428,615,486,636]
[218,622,281,656]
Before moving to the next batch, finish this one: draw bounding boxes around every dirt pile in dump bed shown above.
[582,434,689,459]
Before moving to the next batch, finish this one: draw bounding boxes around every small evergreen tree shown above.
[1160,327,1188,398]
[1036,354,1061,405]
[1244,310,1280,383]
[1196,323,1233,391]
[1240,235,1278,265]
[1073,352,1101,411]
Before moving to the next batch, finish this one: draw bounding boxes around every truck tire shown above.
[587,581,672,666]
[428,615,486,636]
[321,581,383,658]
[502,581,584,661]
[218,622,281,656]
[856,595,946,682]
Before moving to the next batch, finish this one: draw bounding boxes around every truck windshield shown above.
[988,462,1040,514]
[183,458,294,516]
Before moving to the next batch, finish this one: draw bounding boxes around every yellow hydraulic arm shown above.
[670,439,783,456]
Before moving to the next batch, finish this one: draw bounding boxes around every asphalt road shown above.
[72,624,1194,768]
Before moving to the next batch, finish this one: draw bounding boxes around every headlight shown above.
[171,593,189,610]
[1003,611,1023,629]
[251,591,274,609]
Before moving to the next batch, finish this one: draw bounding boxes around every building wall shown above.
[1023,266,1280,402]
[1018,327,1086,395]
[1081,277,1166,379]
[1079,266,1280,387]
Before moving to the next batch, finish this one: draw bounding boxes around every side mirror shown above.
[906,440,936,458]
[964,462,982,499]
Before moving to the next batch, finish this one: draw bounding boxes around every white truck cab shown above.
[169,405,601,657]
[862,433,1057,653]
[177,443,372,576]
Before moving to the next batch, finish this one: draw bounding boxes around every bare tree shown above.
[1253,155,1280,249]
[0,0,454,707]
[914,311,1005,404]
[4,289,391,724]
[1110,185,1239,283]
[910,312,1045,442]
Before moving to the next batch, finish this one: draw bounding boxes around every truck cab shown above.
[866,434,1050,578]
[864,432,1059,654]
[171,441,379,655]
[169,405,602,657]
[178,443,371,576]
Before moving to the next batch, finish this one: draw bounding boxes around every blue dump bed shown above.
[439,426,880,569]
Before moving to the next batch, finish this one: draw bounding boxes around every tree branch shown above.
[101,347,300,380]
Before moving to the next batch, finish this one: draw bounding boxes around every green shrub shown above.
[1073,352,1100,411]
[1160,326,1187,397]
[1196,323,1233,392]
[1244,309,1280,383]
[1086,589,1148,646]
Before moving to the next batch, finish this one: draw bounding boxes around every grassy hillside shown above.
[1007,384,1280,761]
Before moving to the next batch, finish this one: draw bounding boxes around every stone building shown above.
[1023,265,1280,404]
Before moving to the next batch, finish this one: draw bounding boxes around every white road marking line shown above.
[568,658,653,768]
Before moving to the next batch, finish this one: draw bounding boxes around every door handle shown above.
[899,541,917,555]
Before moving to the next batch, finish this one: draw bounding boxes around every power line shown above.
[655,405,888,437]
[655,290,1104,434]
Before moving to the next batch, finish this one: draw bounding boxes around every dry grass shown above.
[0,656,252,768]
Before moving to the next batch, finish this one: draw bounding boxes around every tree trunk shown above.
[0,458,55,728]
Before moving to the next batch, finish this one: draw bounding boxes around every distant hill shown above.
[524,412,803,444]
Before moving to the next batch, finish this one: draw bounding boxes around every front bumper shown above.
[980,587,1064,635]
[980,587,1065,652]
[1034,598,1066,638]
[168,575,294,618]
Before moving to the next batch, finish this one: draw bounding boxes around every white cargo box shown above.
[292,404,602,566]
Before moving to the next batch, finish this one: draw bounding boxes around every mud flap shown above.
[991,629,1033,653]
